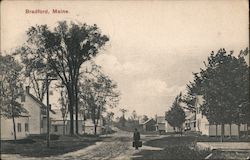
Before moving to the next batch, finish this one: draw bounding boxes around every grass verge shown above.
[210,150,250,159]
[132,136,210,160]
[1,135,102,157]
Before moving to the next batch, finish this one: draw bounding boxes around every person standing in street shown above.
[133,128,141,150]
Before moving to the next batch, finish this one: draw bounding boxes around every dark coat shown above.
[133,131,140,141]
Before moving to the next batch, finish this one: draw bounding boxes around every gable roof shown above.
[26,91,55,114]
[142,118,156,125]
[156,116,166,123]
[50,109,84,121]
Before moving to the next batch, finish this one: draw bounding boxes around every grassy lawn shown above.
[196,135,250,142]
[210,150,250,159]
[185,131,250,142]
[1,134,102,157]
[132,135,211,160]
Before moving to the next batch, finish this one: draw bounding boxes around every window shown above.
[17,123,21,132]
[41,118,44,128]
[54,125,58,132]
[25,123,29,132]
[82,124,85,132]
[21,95,26,102]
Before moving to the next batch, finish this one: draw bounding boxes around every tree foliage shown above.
[0,55,27,117]
[78,62,120,134]
[165,94,186,131]
[183,48,249,140]
[0,55,28,141]
[16,21,109,135]
[119,108,128,127]
[142,115,149,122]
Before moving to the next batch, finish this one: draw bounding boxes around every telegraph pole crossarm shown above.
[37,74,57,148]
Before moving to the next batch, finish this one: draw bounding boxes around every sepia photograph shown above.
[0,0,249,159]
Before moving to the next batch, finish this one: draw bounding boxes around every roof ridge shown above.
[26,91,55,114]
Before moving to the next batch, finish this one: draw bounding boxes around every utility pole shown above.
[38,74,57,148]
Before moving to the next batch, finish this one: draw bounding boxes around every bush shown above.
[1,138,35,144]
[50,134,60,140]
[28,134,60,140]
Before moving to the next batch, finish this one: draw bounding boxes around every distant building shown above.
[184,111,196,131]
[155,116,175,134]
[142,118,156,131]
[83,118,104,135]
[195,95,249,136]
[50,109,104,135]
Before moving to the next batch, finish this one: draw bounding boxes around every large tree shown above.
[119,108,128,127]
[106,111,114,124]
[165,94,186,134]
[0,55,28,142]
[16,21,109,135]
[185,48,249,141]
[78,62,119,135]
[58,86,68,135]
[181,72,203,112]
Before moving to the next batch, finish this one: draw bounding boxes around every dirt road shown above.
[1,128,163,160]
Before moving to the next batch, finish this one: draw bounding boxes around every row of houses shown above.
[141,95,249,136]
[0,86,103,140]
[194,95,249,136]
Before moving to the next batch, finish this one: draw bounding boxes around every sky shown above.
[1,0,249,118]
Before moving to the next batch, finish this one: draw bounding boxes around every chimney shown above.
[26,86,30,94]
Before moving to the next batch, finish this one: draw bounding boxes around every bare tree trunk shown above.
[69,104,74,135]
[93,118,97,135]
[94,124,97,135]
[216,124,218,138]
[247,123,249,139]
[229,123,232,139]
[63,120,65,136]
[67,84,75,136]
[238,124,240,140]
[75,81,79,135]
[221,123,224,142]
[68,90,74,136]
[11,92,17,143]
[12,113,17,143]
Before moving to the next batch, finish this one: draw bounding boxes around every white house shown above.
[0,86,54,140]
[50,109,104,135]
[83,118,104,135]
[0,114,29,140]
[195,95,249,136]
[142,118,156,131]
[184,111,196,131]
[155,116,175,134]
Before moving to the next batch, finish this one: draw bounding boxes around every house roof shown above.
[142,118,155,125]
[50,109,85,121]
[50,110,102,127]
[51,120,67,125]
[156,116,165,123]
[26,91,55,114]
